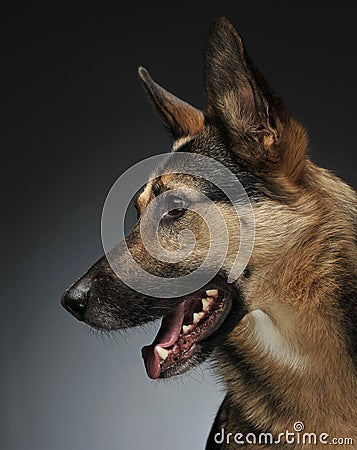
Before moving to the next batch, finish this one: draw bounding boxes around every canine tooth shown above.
[202,297,212,310]
[193,312,204,324]
[206,289,218,297]
[182,325,190,334]
[156,345,169,360]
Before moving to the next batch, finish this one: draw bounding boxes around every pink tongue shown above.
[141,302,185,379]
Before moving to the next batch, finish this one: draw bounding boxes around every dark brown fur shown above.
[62,18,357,449]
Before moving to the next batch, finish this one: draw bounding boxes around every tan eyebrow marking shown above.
[136,181,154,213]
[135,177,168,214]
[172,135,194,151]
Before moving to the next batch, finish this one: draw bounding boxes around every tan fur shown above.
[136,180,154,213]
[136,158,357,448]
[133,124,356,450]
[170,104,204,136]
[137,19,357,449]
[139,17,357,447]
[172,135,195,151]
[214,162,357,448]
[63,18,357,449]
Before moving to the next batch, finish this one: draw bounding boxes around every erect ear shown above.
[205,18,308,181]
[138,67,204,139]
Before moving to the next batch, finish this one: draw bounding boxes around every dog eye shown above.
[164,195,187,219]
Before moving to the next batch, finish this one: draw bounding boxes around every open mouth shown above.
[141,288,232,379]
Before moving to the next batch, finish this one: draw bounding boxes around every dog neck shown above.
[216,164,357,442]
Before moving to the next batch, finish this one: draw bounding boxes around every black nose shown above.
[61,281,90,322]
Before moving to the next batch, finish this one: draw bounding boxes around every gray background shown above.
[2,2,357,450]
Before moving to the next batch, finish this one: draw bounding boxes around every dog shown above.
[62,18,357,449]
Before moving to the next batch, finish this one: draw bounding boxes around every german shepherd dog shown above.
[62,18,357,449]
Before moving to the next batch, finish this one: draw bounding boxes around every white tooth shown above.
[156,345,169,360]
[182,325,190,334]
[206,289,218,297]
[202,297,212,310]
[193,312,204,324]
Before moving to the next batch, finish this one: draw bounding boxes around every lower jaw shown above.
[156,293,233,378]
[85,284,245,379]
[159,344,201,378]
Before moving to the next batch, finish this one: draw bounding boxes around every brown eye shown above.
[164,195,187,219]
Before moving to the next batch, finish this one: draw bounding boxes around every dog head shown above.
[62,18,310,379]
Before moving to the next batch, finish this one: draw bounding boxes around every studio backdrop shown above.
[2,3,356,450]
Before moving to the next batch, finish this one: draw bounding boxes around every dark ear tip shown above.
[138,66,149,80]
[138,67,156,90]
[210,17,234,32]
[214,16,232,26]
[209,17,242,45]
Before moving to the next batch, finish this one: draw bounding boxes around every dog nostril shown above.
[61,283,90,322]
